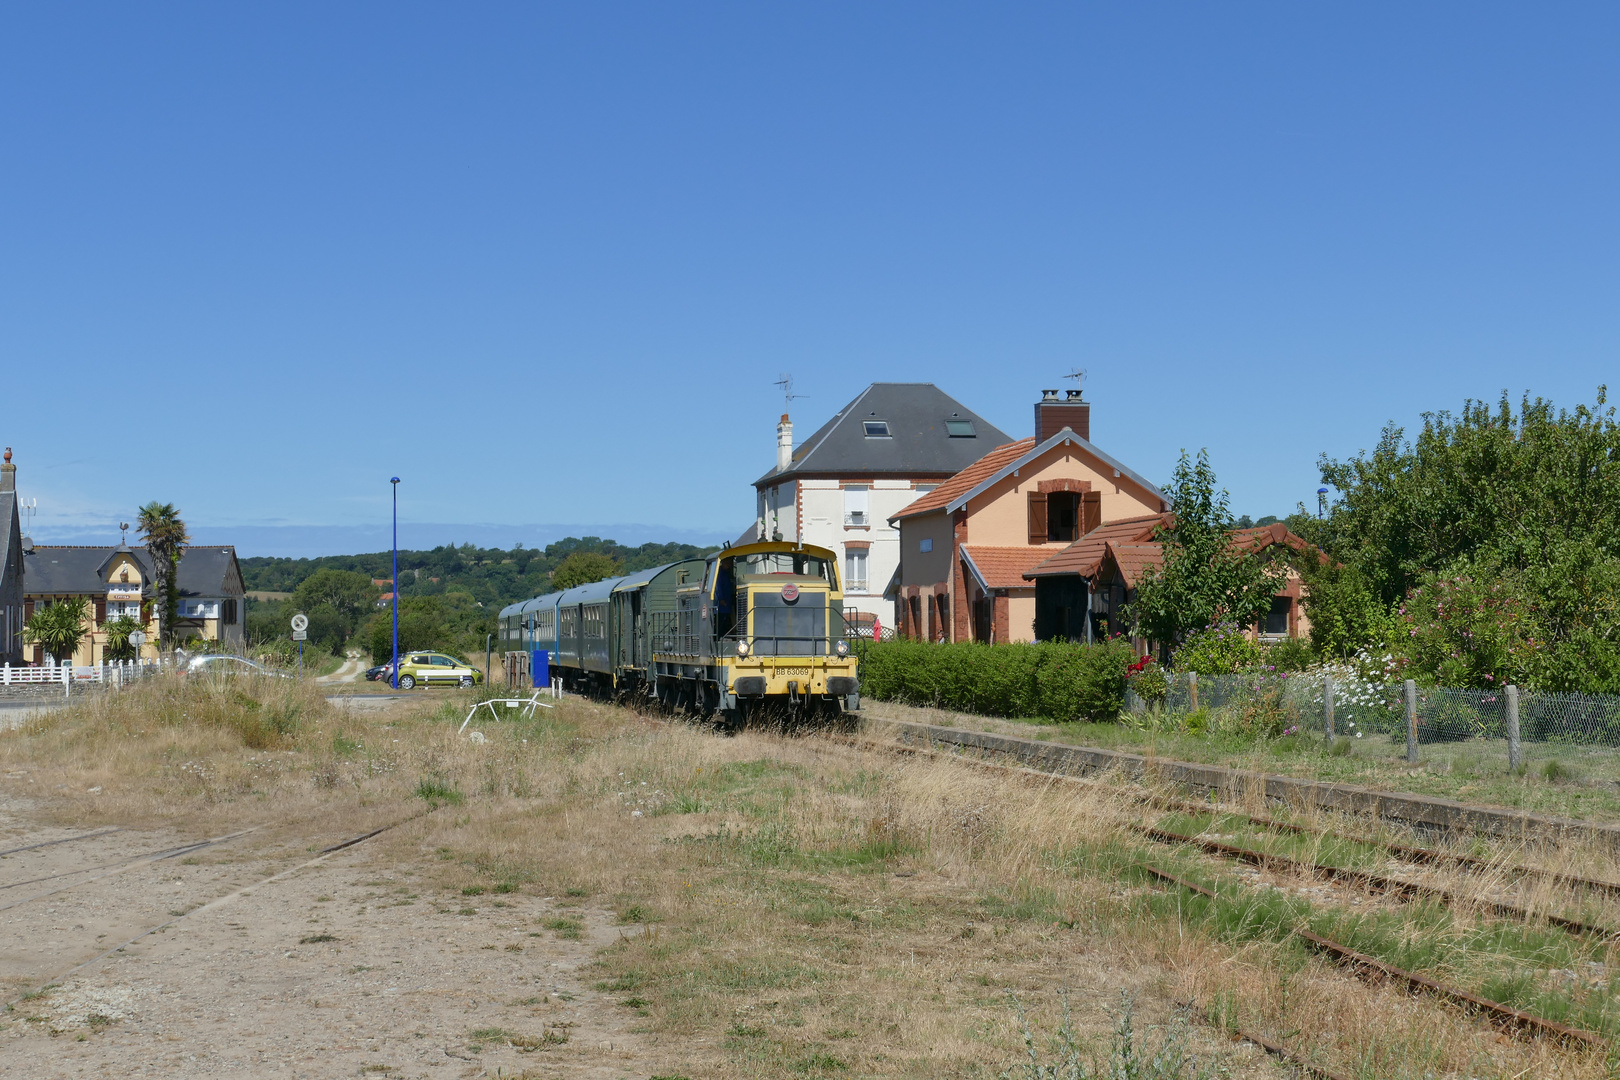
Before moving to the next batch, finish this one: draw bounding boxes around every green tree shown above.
[1304,388,1620,688]
[551,551,622,591]
[103,615,141,662]
[292,568,377,623]
[1128,450,1284,654]
[25,597,90,663]
[137,502,189,650]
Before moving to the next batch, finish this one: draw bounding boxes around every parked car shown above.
[395,652,483,690]
[364,663,390,682]
[185,655,291,679]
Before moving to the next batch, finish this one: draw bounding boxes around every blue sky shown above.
[3,4,1617,555]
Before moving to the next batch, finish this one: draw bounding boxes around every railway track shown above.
[0,810,431,1009]
[809,722,1620,1057]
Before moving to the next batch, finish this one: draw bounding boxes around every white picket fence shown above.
[1,659,164,696]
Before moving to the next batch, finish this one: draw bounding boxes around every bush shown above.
[856,639,1133,722]
[1169,624,1261,675]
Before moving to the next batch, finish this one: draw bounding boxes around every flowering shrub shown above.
[1170,623,1262,675]
[1126,654,1168,706]
[1396,568,1540,688]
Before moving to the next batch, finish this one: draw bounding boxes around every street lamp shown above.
[391,477,400,689]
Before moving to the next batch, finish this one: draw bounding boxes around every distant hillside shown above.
[240,536,721,610]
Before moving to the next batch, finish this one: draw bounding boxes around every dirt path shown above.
[0,801,688,1079]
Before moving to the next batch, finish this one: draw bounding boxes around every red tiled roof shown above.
[1107,543,1165,588]
[959,545,1049,591]
[1027,518,1318,584]
[890,438,1036,521]
[1023,514,1170,578]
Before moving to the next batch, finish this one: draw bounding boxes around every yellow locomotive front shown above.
[710,542,860,714]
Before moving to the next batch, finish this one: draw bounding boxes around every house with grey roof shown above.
[0,450,23,665]
[750,383,1013,626]
[22,536,245,665]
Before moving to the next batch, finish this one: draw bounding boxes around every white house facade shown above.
[750,383,1012,630]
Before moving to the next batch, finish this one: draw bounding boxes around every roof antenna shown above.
[1063,368,1086,399]
[773,373,807,414]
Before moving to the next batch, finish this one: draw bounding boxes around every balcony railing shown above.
[844,511,869,526]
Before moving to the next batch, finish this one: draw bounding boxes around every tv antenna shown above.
[20,498,36,534]
[1062,368,1086,397]
[773,373,807,414]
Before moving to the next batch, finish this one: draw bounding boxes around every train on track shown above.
[498,540,860,723]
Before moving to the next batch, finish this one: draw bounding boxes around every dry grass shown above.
[4,678,1619,1076]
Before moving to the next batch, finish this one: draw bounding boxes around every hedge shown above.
[854,638,1134,722]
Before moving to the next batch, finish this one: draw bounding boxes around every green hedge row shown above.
[854,638,1134,722]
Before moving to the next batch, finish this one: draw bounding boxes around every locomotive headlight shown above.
[737,640,750,657]
[835,639,849,657]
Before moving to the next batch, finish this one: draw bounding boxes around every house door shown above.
[973,597,991,643]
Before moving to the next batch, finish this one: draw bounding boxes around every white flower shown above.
[632,810,643,818]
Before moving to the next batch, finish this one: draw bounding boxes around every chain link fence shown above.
[1127,671,1620,772]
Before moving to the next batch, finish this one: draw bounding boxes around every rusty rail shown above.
[1141,824,1616,939]
[1299,929,1605,1047]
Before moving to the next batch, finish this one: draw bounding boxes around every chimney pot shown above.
[0,447,13,494]
[776,413,794,473]
[1034,389,1092,443]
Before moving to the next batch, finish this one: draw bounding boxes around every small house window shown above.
[844,486,869,526]
[1047,492,1081,543]
[844,549,868,592]
[1264,597,1291,636]
[914,483,937,493]
[863,421,890,438]
[945,419,976,437]
[919,538,933,553]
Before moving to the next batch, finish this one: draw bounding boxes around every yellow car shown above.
[396,652,484,689]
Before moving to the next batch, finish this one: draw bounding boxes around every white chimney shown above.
[776,413,793,473]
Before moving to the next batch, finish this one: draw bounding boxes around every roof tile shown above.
[960,545,1051,590]
[890,438,1036,520]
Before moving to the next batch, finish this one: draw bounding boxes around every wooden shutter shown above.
[23,600,33,622]
[1082,491,1102,536]
[94,598,107,624]
[1027,492,1048,544]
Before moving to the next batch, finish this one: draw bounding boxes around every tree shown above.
[103,615,141,662]
[1128,450,1284,654]
[1303,388,1620,688]
[25,597,90,663]
[137,502,189,650]
[551,552,622,591]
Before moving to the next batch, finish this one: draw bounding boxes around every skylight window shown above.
[945,419,976,437]
[863,421,891,438]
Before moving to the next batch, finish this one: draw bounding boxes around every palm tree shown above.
[137,502,189,650]
[103,615,141,662]
[25,597,90,664]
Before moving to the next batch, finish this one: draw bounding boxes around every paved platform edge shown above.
[874,718,1620,849]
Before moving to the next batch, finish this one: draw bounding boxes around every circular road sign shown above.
[290,613,309,632]
[128,630,146,647]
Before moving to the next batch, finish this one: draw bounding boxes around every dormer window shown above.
[945,419,976,437]
[862,421,890,438]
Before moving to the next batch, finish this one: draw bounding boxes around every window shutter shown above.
[1027,492,1048,544]
[1083,491,1102,535]
[24,600,33,622]
[94,598,107,624]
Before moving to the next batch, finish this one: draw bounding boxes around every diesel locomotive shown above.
[498,540,860,721]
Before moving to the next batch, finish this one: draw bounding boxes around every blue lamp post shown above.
[391,477,400,689]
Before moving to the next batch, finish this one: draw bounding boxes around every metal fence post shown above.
[1323,672,1334,744]
[1506,684,1522,773]
[1404,679,1418,762]
[1188,671,1199,712]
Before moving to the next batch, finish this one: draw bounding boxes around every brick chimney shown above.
[0,448,13,494]
[1034,389,1090,442]
[776,413,793,473]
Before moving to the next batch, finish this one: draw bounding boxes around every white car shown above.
[184,655,292,678]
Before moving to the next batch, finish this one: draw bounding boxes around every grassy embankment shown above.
[3,677,1619,1077]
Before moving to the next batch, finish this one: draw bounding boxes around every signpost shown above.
[291,614,309,671]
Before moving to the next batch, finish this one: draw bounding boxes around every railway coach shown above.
[498,541,859,723]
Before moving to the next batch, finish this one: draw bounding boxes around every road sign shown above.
[290,613,309,633]
[128,630,146,647]
[292,630,308,641]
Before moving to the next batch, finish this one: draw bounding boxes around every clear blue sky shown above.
[4,4,1617,554]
